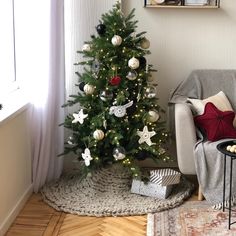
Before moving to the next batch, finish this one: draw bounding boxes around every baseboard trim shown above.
[0,183,33,236]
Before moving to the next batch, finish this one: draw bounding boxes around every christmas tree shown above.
[63,2,170,178]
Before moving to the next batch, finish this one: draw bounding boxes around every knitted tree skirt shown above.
[40,164,194,217]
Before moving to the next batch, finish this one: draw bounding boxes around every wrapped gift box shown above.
[131,179,173,199]
[150,169,181,186]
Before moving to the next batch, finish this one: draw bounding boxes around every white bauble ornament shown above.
[93,129,105,140]
[111,35,122,46]
[84,84,95,95]
[147,110,160,122]
[140,38,150,49]
[128,57,140,70]
[82,44,91,52]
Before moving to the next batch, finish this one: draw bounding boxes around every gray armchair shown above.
[171,70,236,200]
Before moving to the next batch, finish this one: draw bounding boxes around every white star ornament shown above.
[137,126,156,146]
[72,109,88,124]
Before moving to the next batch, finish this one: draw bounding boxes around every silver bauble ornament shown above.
[111,35,122,46]
[99,90,113,101]
[93,129,105,140]
[140,38,150,49]
[145,86,156,98]
[113,146,126,160]
[67,135,76,146]
[82,43,91,52]
[128,57,140,70]
[126,70,138,81]
[84,84,95,95]
[147,110,160,122]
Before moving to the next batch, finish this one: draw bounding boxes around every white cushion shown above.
[187,91,236,128]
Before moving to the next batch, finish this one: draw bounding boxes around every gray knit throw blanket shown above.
[41,164,194,217]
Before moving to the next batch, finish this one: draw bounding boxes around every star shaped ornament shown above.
[72,109,88,124]
[137,126,156,146]
[82,148,93,166]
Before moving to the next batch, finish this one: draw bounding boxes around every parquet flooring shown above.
[6,178,197,236]
[5,194,147,236]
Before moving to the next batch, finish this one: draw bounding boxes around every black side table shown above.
[217,140,236,230]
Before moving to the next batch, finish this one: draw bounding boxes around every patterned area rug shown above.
[147,201,236,236]
[41,164,194,217]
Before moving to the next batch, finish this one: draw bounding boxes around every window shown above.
[0,0,17,98]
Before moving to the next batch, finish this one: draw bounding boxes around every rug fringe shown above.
[213,194,236,210]
[146,214,154,236]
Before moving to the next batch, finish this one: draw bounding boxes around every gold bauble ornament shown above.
[84,84,95,95]
[140,38,150,49]
[93,129,105,140]
[147,110,160,122]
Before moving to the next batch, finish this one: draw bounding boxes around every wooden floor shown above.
[6,182,198,236]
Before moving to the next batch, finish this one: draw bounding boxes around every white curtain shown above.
[14,0,65,192]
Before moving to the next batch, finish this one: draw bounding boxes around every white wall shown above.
[0,108,32,235]
[122,0,236,109]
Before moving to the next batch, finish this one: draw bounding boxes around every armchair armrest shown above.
[175,103,197,175]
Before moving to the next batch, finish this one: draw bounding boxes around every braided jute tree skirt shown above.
[41,164,194,217]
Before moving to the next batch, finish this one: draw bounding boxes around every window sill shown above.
[0,89,31,126]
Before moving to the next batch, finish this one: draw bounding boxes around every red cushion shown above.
[194,102,236,142]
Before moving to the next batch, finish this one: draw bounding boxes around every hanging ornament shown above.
[67,135,76,146]
[128,57,140,70]
[126,70,137,81]
[138,56,147,68]
[110,76,122,86]
[137,126,156,146]
[84,84,95,95]
[96,24,106,36]
[109,101,133,118]
[140,37,150,49]
[82,43,91,52]
[99,90,113,102]
[72,109,88,124]
[144,85,156,98]
[93,129,105,140]
[92,60,100,73]
[79,82,85,92]
[113,146,126,160]
[111,35,122,46]
[82,148,93,166]
[147,110,160,122]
